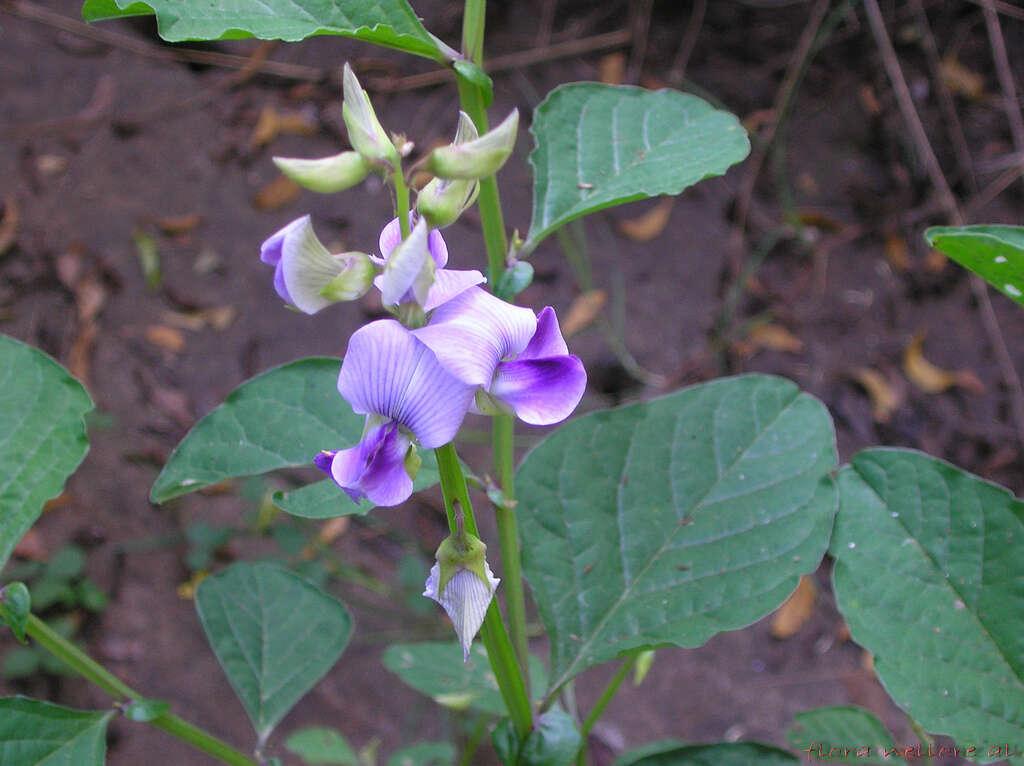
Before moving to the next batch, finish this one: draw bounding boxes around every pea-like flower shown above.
[260,216,373,313]
[315,319,475,506]
[413,287,587,425]
[373,217,484,312]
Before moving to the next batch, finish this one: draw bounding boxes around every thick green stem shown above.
[576,655,638,766]
[433,443,533,740]
[25,615,258,766]
[393,167,411,238]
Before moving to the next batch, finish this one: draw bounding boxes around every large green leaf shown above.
[196,562,352,742]
[382,641,547,716]
[0,697,112,766]
[785,706,901,766]
[614,742,798,766]
[0,335,92,572]
[525,84,749,251]
[833,449,1024,764]
[925,225,1024,308]
[517,375,837,693]
[80,0,445,59]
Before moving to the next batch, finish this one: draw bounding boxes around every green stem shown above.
[492,415,530,694]
[393,167,411,239]
[575,655,638,766]
[25,615,258,766]
[461,0,485,66]
[433,443,533,740]
[456,714,490,766]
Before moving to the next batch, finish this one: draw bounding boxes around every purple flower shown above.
[316,319,475,506]
[413,287,587,425]
[373,217,484,311]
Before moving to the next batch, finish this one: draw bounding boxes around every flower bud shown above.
[272,151,371,194]
[416,112,480,227]
[425,109,519,180]
[376,218,435,308]
[342,62,399,169]
[424,532,499,661]
[260,216,374,313]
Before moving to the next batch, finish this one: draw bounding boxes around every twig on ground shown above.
[535,0,557,48]
[864,0,1024,446]
[965,0,1024,23]
[668,0,706,84]
[1,0,325,81]
[980,0,1024,193]
[625,0,653,84]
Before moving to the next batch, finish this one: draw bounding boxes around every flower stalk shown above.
[24,615,258,766]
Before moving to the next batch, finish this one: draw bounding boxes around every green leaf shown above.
[519,709,580,766]
[785,706,901,766]
[0,336,92,573]
[285,726,357,765]
[121,698,171,723]
[273,451,439,519]
[80,0,444,59]
[382,641,548,716]
[491,719,519,766]
[0,582,31,643]
[453,60,493,106]
[517,375,837,693]
[387,742,456,766]
[924,225,1024,308]
[152,357,360,503]
[0,697,113,766]
[525,84,750,251]
[195,562,352,742]
[832,448,1024,763]
[614,742,798,766]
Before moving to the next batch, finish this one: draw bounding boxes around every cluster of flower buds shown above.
[259,62,584,659]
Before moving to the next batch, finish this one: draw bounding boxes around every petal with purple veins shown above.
[423,268,486,312]
[490,355,587,426]
[379,216,449,268]
[520,306,569,359]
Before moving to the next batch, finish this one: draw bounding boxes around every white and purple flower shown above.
[315,319,475,506]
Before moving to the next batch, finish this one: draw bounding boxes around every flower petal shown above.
[279,218,350,314]
[490,355,587,425]
[521,306,569,359]
[337,319,474,447]
[378,218,430,307]
[423,268,486,312]
[316,423,415,507]
[261,216,312,304]
[423,562,499,661]
[413,287,536,387]
[379,216,448,268]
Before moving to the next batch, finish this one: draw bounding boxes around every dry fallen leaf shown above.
[858,84,882,116]
[851,367,903,423]
[940,56,985,100]
[201,305,238,331]
[561,290,607,338]
[252,176,301,210]
[742,108,776,134]
[749,323,804,353]
[903,332,984,394]
[75,278,107,323]
[923,248,947,272]
[155,213,203,235]
[177,570,208,600]
[884,231,910,272]
[599,52,626,85]
[145,325,186,353]
[771,575,817,639]
[0,195,20,255]
[68,322,98,386]
[616,198,674,242]
[249,105,319,149]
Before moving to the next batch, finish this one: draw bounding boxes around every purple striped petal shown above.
[337,319,474,447]
[521,306,569,358]
[315,421,414,506]
[261,216,312,304]
[413,287,536,387]
[379,216,449,268]
[490,355,587,425]
[423,268,486,312]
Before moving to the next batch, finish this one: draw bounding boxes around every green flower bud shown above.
[342,62,399,169]
[425,109,519,180]
[272,151,371,194]
[416,113,481,227]
[318,252,375,302]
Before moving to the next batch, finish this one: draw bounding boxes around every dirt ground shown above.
[1,1,1023,764]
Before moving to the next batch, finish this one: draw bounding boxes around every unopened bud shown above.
[272,151,371,193]
[425,109,519,180]
[416,112,480,227]
[376,218,435,308]
[342,62,398,169]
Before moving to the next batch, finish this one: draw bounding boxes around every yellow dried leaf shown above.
[903,332,979,394]
[252,176,301,210]
[599,52,626,85]
[249,105,318,150]
[884,231,909,272]
[561,290,607,338]
[177,570,208,600]
[851,367,902,423]
[145,325,186,353]
[771,575,816,639]
[155,213,202,235]
[940,56,985,100]
[616,198,674,242]
[68,322,98,387]
[748,323,804,353]
[201,305,238,331]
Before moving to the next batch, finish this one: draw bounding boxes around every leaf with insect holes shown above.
[81,0,446,60]
[0,335,92,572]
[925,225,1024,308]
[525,84,749,252]
[517,375,837,694]
[832,449,1024,764]
[196,562,352,743]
